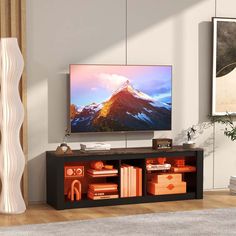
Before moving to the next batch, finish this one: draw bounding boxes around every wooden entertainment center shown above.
[46,146,203,210]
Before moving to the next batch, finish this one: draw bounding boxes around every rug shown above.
[1,208,236,236]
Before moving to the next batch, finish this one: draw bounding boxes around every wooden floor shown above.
[1,190,236,227]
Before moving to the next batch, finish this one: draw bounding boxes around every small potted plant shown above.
[183,126,197,148]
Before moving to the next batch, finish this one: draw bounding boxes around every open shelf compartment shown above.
[64,160,120,202]
[145,155,197,196]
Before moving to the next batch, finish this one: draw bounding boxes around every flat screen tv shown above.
[70,65,172,133]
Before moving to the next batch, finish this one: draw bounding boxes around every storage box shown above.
[152,173,182,183]
[148,181,186,195]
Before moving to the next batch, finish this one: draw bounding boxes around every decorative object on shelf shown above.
[212,17,236,116]
[157,158,167,165]
[174,158,185,167]
[67,180,81,201]
[56,129,73,154]
[183,126,196,148]
[90,161,104,170]
[0,38,26,214]
[104,165,113,170]
[148,173,186,195]
[88,162,118,177]
[55,128,73,155]
[64,166,84,178]
[152,138,172,150]
[55,143,73,155]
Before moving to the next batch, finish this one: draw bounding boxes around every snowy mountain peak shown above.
[124,79,130,86]
[112,80,171,110]
[112,80,149,99]
[112,80,132,94]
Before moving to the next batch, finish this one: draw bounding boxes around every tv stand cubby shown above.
[46,146,203,210]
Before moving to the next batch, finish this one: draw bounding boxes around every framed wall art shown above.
[212,17,236,116]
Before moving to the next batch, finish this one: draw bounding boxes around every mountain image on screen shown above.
[70,80,171,132]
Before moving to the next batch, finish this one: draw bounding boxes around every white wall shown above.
[26,0,235,203]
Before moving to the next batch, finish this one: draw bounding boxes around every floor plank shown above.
[0,190,235,227]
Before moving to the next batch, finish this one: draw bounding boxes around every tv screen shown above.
[70,65,172,133]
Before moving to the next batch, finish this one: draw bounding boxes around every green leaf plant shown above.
[210,112,236,141]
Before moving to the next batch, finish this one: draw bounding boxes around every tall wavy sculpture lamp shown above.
[0,38,26,214]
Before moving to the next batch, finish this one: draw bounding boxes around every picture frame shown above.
[212,17,236,116]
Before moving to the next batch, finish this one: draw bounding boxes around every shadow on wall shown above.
[28,153,46,203]
[44,0,206,143]
[198,21,213,123]
[174,122,214,158]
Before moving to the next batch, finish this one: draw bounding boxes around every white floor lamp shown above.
[0,38,26,214]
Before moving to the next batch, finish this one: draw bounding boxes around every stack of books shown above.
[229,176,236,194]
[87,183,118,200]
[120,165,142,198]
[87,168,118,177]
[146,163,171,171]
[146,157,171,171]
[171,166,196,173]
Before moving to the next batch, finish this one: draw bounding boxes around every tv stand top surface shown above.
[47,146,203,157]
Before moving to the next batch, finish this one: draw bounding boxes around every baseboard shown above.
[29,200,46,205]
[204,188,228,191]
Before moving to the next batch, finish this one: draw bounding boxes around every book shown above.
[87,190,118,196]
[122,166,128,197]
[89,183,118,188]
[230,176,236,181]
[171,166,196,173]
[135,167,142,196]
[130,168,136,197]
[87,192,119,200]
[87,173,118,178]
[87,169,118,175]
[120,167,124,197]
[89,189,119,193]
[89,183,118,192]
[128,165,133,197]
[90,187,118,192]
[123,165,130,197]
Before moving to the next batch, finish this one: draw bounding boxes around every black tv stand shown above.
[46,146,203,210]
